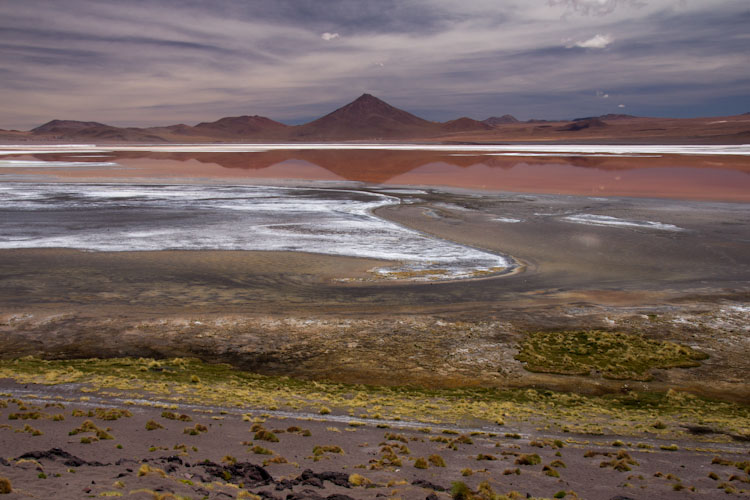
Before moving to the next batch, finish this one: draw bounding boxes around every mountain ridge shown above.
[7,93,750,144]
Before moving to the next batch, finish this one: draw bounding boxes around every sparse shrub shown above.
[161,411,191,422]
[612,440,625,447]
[145,420,163,431]
[554,491,566,498]
[515,453,541,465]
[183,423,208,435]
[503,468,521,475]
[543,465,560,477]
[383,432,408,443]
[319,407,331,415]
[312,445,343,456]
[254,430,279,442]
[348,473,371,486]
[461,468,473,476]
[250,446,272,455]
[660,444,679,451]
[262,456,288,466]
[221,455,237,465]
[414,457,428,469]
[708,472,719,480]
[504,433,521,439]
[429,454,446,467]
[477,453,497,461]
[450,481,472,500]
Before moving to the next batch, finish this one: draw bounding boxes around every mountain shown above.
[32,120,165,142]
[291,93,439,140]
[573,114,637,121]
[559,118,608,131]
[441,117,493,132]
[6,96,749,145]
[482,115,519,126]
[32,119,109,134]
[193,115,288,137]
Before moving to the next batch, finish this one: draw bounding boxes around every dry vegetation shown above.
[515,330,709,380]
[0,356,747,440]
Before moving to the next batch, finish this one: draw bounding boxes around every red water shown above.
[6,150,750,202]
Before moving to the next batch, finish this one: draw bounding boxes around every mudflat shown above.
[1,188,748,400]
[1,164,748,499]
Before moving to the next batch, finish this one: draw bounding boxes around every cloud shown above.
[0,0,748,127]
[569,33,613,48]
[549,0,647,16]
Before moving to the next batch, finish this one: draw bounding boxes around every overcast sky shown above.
[1,0,748,129]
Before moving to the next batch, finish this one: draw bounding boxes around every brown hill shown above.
[559,118,608,132]
[6,95,750,145]
[441,117,492,132]
[32,119,109,134]
[193,115,288,137]
[291,93,439,140]
[483,115,519,126]
[32,120,166,142]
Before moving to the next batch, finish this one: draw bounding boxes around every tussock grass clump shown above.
[312,445,343,456]
[69,420,112,440]
[543,465,560,478]
[383,432,409,443]
[348,473,371,486]
[429,454,446,467]
[250,445,273,455]
[254,430,279,442]
[0,477,11,494]
[515,453,541,465]
[145,420,163,431]
[183,423,208,435]
[137,464,167,478]
[73,408,132,420]
[8,411,43,420]
[414,457,428,469]
[161,411,191,422]
[476,453,498,461]
[515,330,709,380]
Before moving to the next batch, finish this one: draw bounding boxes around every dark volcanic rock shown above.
[287,490,325,500]
[294,469,350,488]
[17,448,107,467]
[411,479,446,491]
[201,460,273,487]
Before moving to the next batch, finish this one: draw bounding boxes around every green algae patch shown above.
[515,330,709,381]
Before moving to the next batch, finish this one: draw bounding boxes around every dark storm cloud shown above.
[0,0,748,129]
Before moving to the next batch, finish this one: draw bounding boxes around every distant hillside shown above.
[482,115,519,126]
[441,117,492,132]
[5,95,748,145]
[32,120,165,142]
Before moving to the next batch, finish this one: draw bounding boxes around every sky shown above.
[1,0,749,129]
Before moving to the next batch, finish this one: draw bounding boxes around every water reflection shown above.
[10,148,750,201]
